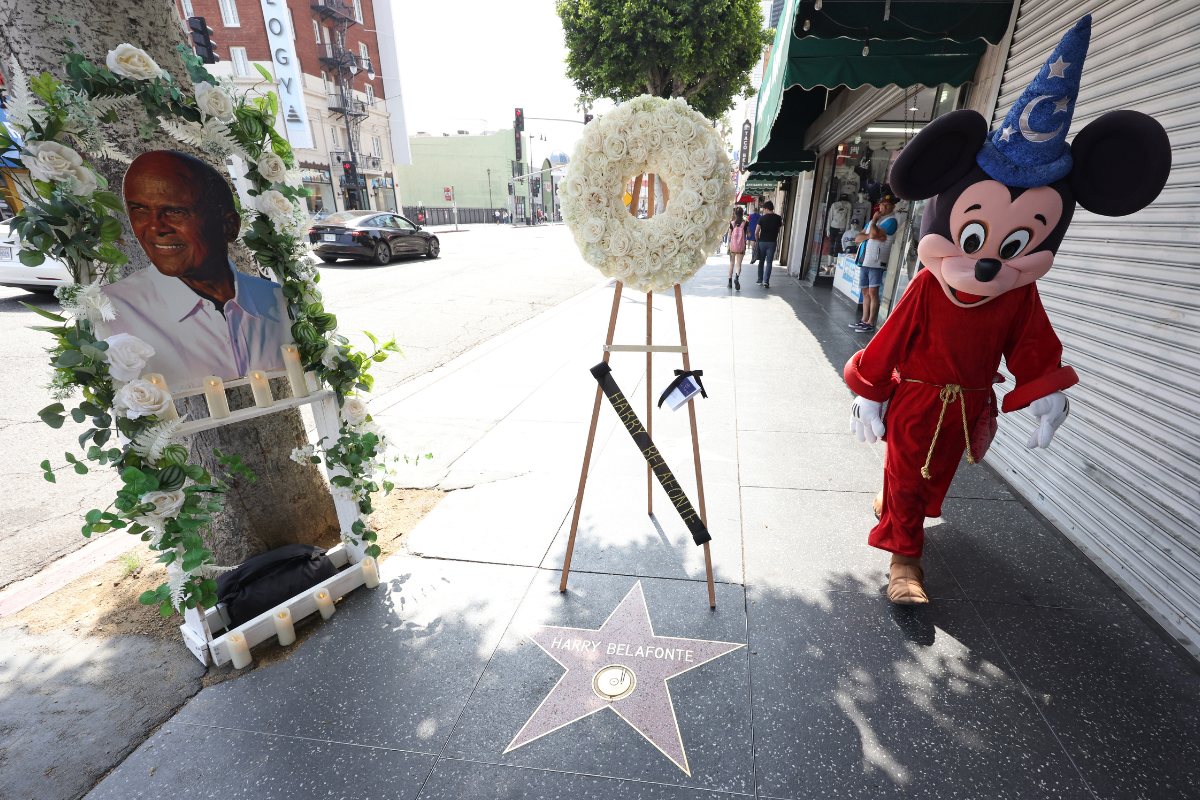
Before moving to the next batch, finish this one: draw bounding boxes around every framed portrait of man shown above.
[101,150,289,392]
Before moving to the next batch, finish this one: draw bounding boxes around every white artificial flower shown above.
[257,151,289,184]
[118,379,173,419]
[562,174,587,198]
[583,188,608,215]
[342,396,369,426]
[194,81,236,123]
[69,280,117,321]
[320,342,341,368]
[103,332,155,381]
[652,105,678,131]
[290,445,316,464]
[608,227,633,257]
[22,141,98,196]
[257,189,295,222]
[138,489,187,520]
[678,188,703,213]
[602,133,627,160]
[701,178,722,203]
[627,136,648,165]
[663,129,683,151]
[667,150,689,176]
[582,125,605,152]
[691,147,718,176]
[646,128,663,149]
[581,218,606,243]
[106,44,163,81]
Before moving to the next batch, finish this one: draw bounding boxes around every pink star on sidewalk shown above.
[504,581,743,775]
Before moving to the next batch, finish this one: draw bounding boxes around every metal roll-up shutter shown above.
[987,0,1200,659]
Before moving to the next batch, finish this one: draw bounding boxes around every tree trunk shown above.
[0,0,341,566]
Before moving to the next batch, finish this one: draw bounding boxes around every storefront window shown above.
[879,198,925,319]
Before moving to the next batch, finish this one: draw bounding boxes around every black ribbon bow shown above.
[657,369,708,409]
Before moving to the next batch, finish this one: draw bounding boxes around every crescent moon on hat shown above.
[1019,95,1064,143]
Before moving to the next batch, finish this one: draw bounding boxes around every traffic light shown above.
[514,131,522,163]
[514,108,524,132]
[187,17,219,64]
[508,182,514,196]
[531,176,540,197]
[583,113,594,124]
[342,160,359,186]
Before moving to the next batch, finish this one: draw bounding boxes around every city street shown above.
[0,224,600,589]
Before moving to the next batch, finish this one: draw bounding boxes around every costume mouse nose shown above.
[975,258,1002,282]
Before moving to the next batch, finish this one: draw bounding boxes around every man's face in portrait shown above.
[124,152,240,279]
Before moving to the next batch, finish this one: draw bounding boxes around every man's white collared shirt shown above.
[102,263,289,392]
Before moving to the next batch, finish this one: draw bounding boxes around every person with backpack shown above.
[728,207,748,290]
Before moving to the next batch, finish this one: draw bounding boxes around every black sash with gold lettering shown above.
[589,362,711,546]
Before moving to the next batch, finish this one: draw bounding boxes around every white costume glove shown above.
[1026,391,1069,449]
[850,396,887,443]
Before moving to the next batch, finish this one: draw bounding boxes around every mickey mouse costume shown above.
[843,15,1172,604]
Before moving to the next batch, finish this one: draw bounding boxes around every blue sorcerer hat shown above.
[976,15,1091,188]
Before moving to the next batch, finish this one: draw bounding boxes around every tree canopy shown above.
[557,0,773,119]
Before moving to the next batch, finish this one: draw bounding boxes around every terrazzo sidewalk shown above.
[88,258,1200,799]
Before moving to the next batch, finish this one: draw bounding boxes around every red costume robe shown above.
[844,269,1078,557]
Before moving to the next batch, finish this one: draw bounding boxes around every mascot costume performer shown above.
[844,15,1172,604]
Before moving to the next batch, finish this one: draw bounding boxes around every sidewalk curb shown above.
[0,531,140,618]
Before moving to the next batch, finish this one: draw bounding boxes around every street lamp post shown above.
[487,167,493,211]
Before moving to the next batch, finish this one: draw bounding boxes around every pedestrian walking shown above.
[727,207,748,291]
[747,205,762,265]
[849,189,898,333]
[494,210,500,224]
[755,201,783,288]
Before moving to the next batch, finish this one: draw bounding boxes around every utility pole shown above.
[487,167,493,210]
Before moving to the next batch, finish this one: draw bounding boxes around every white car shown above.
[0,228,71,294]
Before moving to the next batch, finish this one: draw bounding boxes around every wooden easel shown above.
[559,173,717,608]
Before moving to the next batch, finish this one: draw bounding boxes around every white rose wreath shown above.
[561,95,734,293]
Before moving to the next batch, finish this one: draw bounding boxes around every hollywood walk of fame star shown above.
[1052,96,1072,114]
[504,582,743,775]
[999,125,1017,142]
[1046,55,1071,79]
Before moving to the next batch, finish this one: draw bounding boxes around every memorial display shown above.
[0,43,402,652]
[844,15,1172,604]
[560,95,733,293]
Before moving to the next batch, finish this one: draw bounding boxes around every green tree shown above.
[557,0,773,118]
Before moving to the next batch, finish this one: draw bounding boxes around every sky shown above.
[386,0,614,163]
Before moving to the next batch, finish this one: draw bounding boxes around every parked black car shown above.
[309,211,440,265]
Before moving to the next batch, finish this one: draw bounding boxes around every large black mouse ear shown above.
[888,109,988,201]
[1069,110,1171,217]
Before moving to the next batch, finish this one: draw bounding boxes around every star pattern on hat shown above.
[1052,96,1072,114]
[1046,56,1072,79]
[999,125,1016,142]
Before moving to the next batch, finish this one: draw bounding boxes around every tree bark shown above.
[0,0,341,566]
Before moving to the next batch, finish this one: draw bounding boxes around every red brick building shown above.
[175,0,409,212]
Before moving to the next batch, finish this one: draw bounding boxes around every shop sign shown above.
[259,0,313,148]
[301,168,330,184]
[739,121,752,170]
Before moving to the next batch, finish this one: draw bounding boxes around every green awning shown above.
[746,0,998,174]
[794,0,1013,44]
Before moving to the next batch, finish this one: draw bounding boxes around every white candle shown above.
[273,607,296,646]
[203,376,230,419]
[313,588,335,620]
[280,344,309,398]
[142,373,179,421]
[226,630,252,669]
[361,556,379,589]
[248,370,273,408]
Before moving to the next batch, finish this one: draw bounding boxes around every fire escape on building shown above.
[311,0,382,209]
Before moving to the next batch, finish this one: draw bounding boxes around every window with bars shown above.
[359,42,369,63]
[352,0,364,23]
[230,47,250,78]
[217,0,240,26]
[371,136,382,158]
[312,19,320,43]
[365,84,374,106]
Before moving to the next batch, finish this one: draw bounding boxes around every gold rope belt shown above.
[902,378,989,480]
